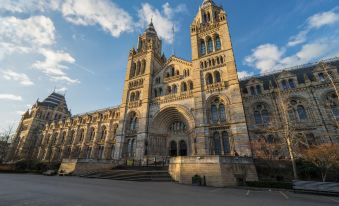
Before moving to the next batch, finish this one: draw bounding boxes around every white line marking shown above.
[326,197,339,203]
[279,191,289,199]
[246,190,250,196]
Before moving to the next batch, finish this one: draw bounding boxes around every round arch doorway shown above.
[149,106,195,157]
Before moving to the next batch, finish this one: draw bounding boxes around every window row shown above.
[130,91,141,102]
[130,60,146,78]
[200,55,224,69]
[205,71,221,85]
[154,81,194,97]
[200,35,221,56]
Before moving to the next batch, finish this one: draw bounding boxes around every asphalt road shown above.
[0,174,338,206]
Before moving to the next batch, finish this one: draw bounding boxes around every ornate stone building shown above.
[7,0,338,186]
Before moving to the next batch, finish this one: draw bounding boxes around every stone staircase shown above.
[79,167,172,182]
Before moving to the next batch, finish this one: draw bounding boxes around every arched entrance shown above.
[149,106,195,157]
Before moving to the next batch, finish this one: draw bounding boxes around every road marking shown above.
[246,190,250,196]
[279,191,289,199]
[326,197,339,203]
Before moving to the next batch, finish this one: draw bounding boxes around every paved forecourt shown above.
[0,174,338,206]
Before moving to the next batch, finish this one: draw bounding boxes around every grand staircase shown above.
[79,166,172,182]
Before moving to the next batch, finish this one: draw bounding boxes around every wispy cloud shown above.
[2,69,34,86]
[244,8,339,74]
[137,3,187,44]
[0,94,22,101]
[0,15,79,85]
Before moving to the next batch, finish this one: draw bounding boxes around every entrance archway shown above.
[149,105,195,157]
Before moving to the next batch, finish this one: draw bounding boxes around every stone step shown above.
[80,169,172,182]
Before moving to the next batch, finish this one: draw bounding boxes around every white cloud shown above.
[308,11,339,29]
[2,69,34,86]
[0,15,79,85]
[61,0,133,37]
[237,71,253,79]
[0,94,22,101]
[244,44,284,73]
[33,49,79,84]
[246,9,339,73]
[0,16,55,47]
[138,3,186,44]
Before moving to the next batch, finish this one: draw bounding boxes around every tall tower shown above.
[115,22,165,159]
[190,0,251,156]
[8,92,71,161]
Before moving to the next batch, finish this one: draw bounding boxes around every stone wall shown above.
[169,156,258,187]
[58,159,117,175]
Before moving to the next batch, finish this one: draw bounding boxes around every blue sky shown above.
[0,0,338,131]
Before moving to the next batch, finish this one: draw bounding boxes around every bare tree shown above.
[301,143,339,182]
[0,125,14,163]
[268,77,299,179]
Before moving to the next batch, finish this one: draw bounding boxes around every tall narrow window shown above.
[200,40,206,55]
[207,37,213,53]
[206,73,213,85]
[219,104,226,121]
[261,109,269,124]
[288,79,295,88]
[318,73,325,81]
[214,71,221,83]
[211,105,218,123]
[222,131,230,154]
[213,132,221,155]
[297,105,307,120]
[254,111,262,124]
[281,80,288,90]
[215,35,221,50]
[250,86,256,95]
[189,82,193,90]
[256,85,262,94]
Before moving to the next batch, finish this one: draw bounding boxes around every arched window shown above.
[256,85,262,94]
[169,141,177,157]
[200,40,206,55]
[222,131,230,154]
[130,92,135,101]
[127,139,135,157]
[189,81,193,90]
[215,35,221,50]
[219,104,226,121]
[136,61,141,75]
[79,129,84,142]
[288,79,295,88]
[281,80,288,90]
[89,128,95,141]
[261,109,269,124]
[325,92,339,118]
[100,126,107,140]
[253,104,270,125]
[129,112,138,131]
[207,37,213,53]
[297,105,307,120]
[267,135,275,144]
[181,82,187,92]
[250,86,256,95]
[318,73,325,81]
[130,63,136,77]
[135,91,140,100]
[141,60,146,74]
[206,73,213,85]
[211,105,218,123]
[159,87,163,96]
[167,86,172,94]
[213,132,221,155]
[254,111,262,124]
[214,71,221,83]
[154,89,158,97]
[172,85,177,93]
[179,140,187,156]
